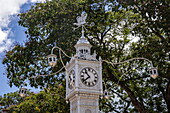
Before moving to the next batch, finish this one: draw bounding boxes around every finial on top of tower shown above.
[73,11,87,27]
[73,11,88,38]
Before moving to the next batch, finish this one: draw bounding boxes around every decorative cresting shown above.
[73,12,97,61]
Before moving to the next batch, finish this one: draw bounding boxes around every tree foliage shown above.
[0,91,24,109]
[2,0,170,112]
[118,0,170,112]
[2,83,69,113]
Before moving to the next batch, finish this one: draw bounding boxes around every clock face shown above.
[80,67,98,87]
[68,70,75,89]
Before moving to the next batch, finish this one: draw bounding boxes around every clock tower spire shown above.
[66,12,102,113]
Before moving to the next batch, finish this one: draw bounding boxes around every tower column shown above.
[69,93,100,113]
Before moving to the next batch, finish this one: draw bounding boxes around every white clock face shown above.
[80,67,98,87]
[68,70,75,89]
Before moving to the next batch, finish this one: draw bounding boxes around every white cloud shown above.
[0,0,28,53]
[0,29,8,44]
[0,0,46,53]
[0,28,13,53]
[0,16,10,28]
[0,0,27,18]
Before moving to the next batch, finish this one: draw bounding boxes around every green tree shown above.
[118,0,170,112]
[8,83,69,113]
[2,0,170,112]
[0,90,33,111]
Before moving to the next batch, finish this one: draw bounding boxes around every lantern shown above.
[47,54,57,67]
[104,90,110,99]
[19,88,27,97]
[149,67,158,79]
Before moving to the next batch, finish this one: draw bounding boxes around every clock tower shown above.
[66,12,102,113]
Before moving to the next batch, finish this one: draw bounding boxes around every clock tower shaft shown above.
[69,93,99,113]
[66,12,103,113]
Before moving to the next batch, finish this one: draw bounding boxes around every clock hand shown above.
[82,76,90,82]
[84,69,90,78]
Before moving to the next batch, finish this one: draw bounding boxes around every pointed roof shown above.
[76,36,90,44]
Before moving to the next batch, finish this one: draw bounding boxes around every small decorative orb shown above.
[47,54,57,67]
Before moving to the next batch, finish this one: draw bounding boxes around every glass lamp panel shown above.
[19,88,27,97]
[47,54,57,67]
[149,67,158,79]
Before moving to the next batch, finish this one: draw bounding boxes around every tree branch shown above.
[125,75,149,81]
[110,89,130,103]
[118,81,148,113]
[106,67,149,113]
[101,25,112,38]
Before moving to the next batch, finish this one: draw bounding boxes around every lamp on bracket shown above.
[47,46,59,67]
[102,57,158,79]
[149,67,158,79]
[101,81,111,99]
[47,54,57,67]
[101,57,158,100]
[147,60,158,79]
[19,87,27,97]
[47,46,71,67]
[103,89,110,99]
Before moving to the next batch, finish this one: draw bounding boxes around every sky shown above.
[0,0,46,96]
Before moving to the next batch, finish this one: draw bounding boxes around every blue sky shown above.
[0,0,45,96]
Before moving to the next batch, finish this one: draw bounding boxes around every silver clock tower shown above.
[66,12,103,113]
